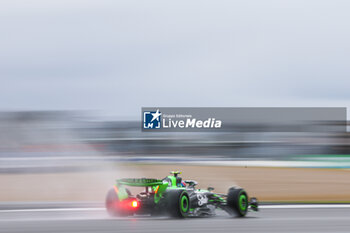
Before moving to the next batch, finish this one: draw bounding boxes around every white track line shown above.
[0,208,105,213]
[260,204,350,209]
[1,204,350,213]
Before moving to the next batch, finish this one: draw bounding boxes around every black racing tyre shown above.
[227,187,248,217]
[105,188,131,217]
[165,189,190,218]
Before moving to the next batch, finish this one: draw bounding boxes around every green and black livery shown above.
[106,171,258,218]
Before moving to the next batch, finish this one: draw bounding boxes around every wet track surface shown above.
[1,206,350,233]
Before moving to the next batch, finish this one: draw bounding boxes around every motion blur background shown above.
[1,0,350,204]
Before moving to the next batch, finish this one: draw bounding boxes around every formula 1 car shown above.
[106,171,258,218]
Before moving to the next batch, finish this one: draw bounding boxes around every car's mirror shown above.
[184,180,198,188]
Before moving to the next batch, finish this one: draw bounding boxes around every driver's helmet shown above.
[176,176,186,187]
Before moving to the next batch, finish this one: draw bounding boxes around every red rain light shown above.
[131,200,138,208]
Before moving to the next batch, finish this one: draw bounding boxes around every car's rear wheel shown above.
[165,189,190,218]
[227,187,248,217]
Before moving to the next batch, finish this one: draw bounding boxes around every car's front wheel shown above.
[227,187,248,217]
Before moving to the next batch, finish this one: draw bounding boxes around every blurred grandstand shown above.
[0,111,349,172]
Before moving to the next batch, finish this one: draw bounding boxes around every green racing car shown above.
[106,171,258,218]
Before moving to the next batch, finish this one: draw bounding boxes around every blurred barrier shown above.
[0,111,350,172]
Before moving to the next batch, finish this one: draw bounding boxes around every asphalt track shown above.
[1,205,350,233]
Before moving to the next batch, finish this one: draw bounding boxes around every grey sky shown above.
[1,0,350,119]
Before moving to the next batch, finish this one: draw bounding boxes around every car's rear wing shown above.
[116,178,163,187]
